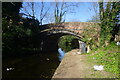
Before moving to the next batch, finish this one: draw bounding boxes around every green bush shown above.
[2,18,33,57]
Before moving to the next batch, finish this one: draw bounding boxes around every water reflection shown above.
[2,52,60,79]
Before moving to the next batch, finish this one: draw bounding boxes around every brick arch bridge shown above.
[36,22,99,52]
[40,22,99,37]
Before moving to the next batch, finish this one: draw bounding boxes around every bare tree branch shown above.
[39,1,50,25]
[54,1,79,24]
[21,2,35,19]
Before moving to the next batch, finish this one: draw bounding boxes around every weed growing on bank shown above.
[89,43,119,77]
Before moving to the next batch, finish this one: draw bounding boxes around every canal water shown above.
[2,52,60,79]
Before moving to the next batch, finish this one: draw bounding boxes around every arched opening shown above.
[58,35,79,52]
[38,29,82,53]
[38,30,88,54]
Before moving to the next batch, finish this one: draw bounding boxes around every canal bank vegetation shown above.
[81,1,119,50]
[87,43,119,77]
[83,2,120,78]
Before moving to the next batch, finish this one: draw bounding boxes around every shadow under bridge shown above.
[35,29,82,53]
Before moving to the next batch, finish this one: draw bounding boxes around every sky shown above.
[20,2,99,24]
[65,2,98,22]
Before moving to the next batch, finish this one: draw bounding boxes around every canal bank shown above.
[2,49,117,79]
[52,49,117,78]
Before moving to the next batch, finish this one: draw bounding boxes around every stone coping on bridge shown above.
[41,22,99,29]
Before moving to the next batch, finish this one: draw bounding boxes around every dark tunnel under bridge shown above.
[33,29,87,53]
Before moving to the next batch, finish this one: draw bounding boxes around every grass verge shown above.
[87,43,119,78]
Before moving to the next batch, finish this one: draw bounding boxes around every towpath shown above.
[52,49,116,78]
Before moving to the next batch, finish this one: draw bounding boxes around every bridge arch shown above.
[40,29,83,39]
[37,29,86,53]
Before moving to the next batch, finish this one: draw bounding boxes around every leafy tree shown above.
[2,2,29,57]
[21,18,40,34]
[2,2,22,23]
[99,1,120,46]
